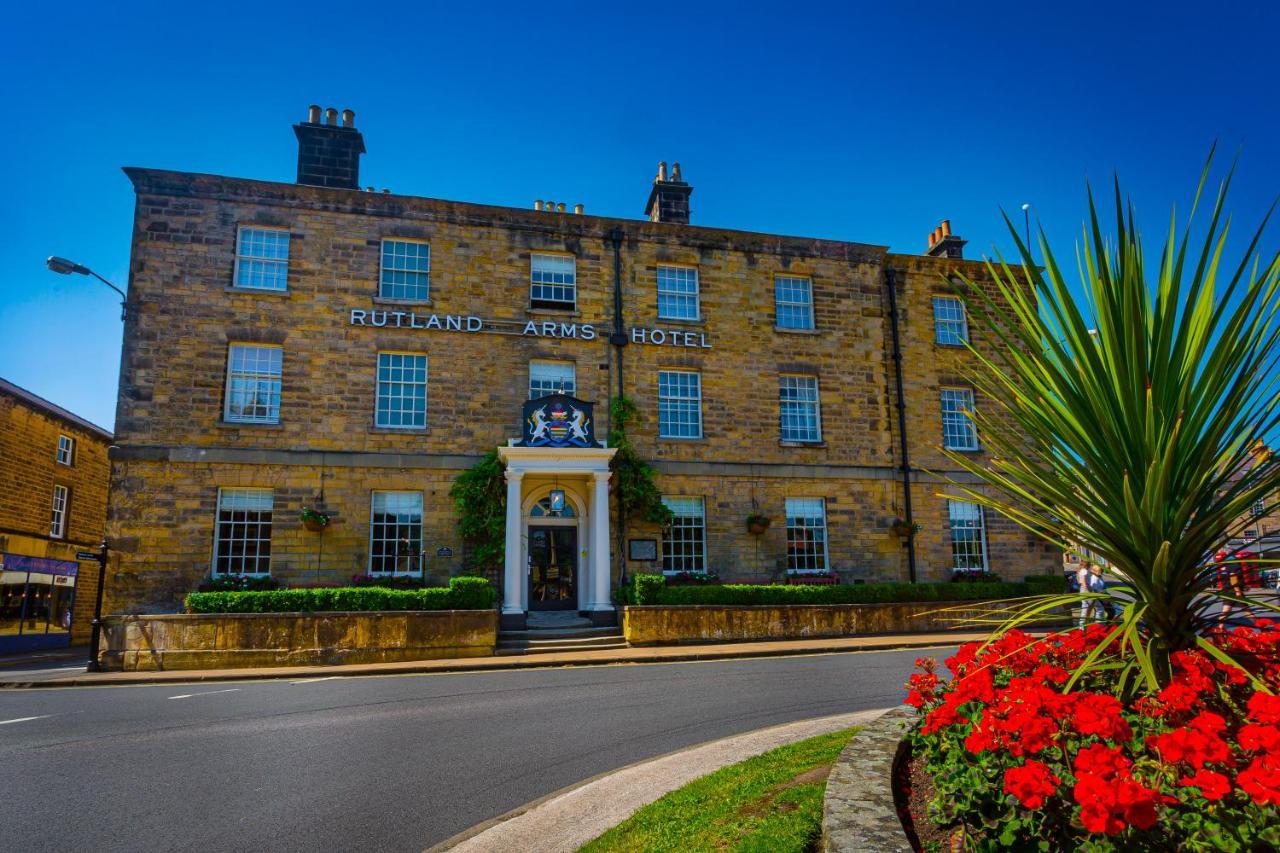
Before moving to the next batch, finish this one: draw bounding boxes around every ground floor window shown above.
[948,500,988,571]
[213,488,273,576]
[369,491,424,574]
[785,498,828,572]
[662,496,706,573]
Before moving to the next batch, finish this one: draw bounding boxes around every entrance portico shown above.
[497,394,616,630]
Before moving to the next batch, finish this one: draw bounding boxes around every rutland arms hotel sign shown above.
[347,309,711,349]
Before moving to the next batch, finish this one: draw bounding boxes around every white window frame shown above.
[56,434,75,466]
[1253,498,1267,518]
[779,374,822,443]
[661,496,707,574]
[223,344,284,425]
[656,265,700,321]
[932,295,969,346]
[375,351,429,430]
[948,500,989,571]
[785,498,829,573]
[658,370,703,439]
[233,226,290,291]
[529,359,577,399]
[530,253,577,309]
[941,387,979,451]
[368,491,425,575]
[775,275,815,330]
[379,239,431,302]
[50,485,68,539]
[212,488,274,577]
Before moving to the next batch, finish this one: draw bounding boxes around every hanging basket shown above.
[746,515,771,535]
[300,507,331,532]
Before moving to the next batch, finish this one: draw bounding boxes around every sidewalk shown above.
[0,631,985,689]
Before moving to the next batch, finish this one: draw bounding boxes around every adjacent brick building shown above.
[106,106,1059,626]
[1,378,112,649]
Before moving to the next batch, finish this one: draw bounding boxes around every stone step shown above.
[498,626,623,642]
[495,640,630,657]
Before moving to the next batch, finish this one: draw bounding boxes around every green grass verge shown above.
[580,726,860,853]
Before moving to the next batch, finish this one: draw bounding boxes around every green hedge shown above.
[1023,574,1068,594]
[619,574,1041,607]
[184,576,496,614]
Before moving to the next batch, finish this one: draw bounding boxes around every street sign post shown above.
[75,540,110,672]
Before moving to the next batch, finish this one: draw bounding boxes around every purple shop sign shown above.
[0,553,79,577]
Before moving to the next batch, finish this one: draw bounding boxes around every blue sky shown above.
[2,1,1277,431]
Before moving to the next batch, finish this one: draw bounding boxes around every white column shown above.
[589,470,612,611]
[503,470,524,616]
[579,511,593,613]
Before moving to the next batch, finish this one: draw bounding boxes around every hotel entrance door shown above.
[528,526,577,610]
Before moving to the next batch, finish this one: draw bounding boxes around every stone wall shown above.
[99,608,497,670]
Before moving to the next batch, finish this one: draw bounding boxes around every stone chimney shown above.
[293,104,366,190]
[644,161,693,225]
[925,218,967,259]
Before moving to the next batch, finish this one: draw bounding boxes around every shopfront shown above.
[0,553,78,653]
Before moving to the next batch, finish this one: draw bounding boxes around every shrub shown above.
[195,575,281,593]
[665,570,720,586]
[951,570,1002,584]
[906,624,1280,850]
[621,573,1037,607]
[185,576,496,613]
[1023,574,1068,595]
[349,573,428,590]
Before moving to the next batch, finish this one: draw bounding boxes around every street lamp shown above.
[46,256,128,320]
[1020,203,1032,256]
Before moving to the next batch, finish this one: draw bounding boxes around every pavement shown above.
[0,645,947,852]
[0,630,990,688]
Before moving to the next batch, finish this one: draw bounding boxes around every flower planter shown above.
[302,517,328,532]
[747,522,770,535]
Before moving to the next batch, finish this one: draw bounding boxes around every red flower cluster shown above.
[906,622,1280,844]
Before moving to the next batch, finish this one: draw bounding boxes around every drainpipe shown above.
[885,267,917,582]
[608,227,629,591]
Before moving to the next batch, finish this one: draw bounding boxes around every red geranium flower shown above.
[1072,693,1133,741]
[1004,760,1060,810]
[1238,723,1280,755]
[1237,756,1280,806]
[1248,692,1280,725]
[1179,769,1231,801]
[1074,743,1131,780]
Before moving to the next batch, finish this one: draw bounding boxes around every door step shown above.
[496,628,628,656]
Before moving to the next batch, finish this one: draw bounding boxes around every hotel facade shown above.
[105,106,1059,627]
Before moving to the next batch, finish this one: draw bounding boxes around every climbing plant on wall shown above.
[450,448,506,574]
[609,396,674,526]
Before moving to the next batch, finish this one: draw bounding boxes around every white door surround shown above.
[497,444,617,630]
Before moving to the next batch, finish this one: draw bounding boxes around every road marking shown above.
[291,676,339,684]
[168,688,241,700]
[0,715,51,725]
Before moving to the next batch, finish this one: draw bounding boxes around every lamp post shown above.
[1020,203,1032,257]
[46,256,128,320]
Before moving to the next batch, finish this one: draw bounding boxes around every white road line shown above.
[0,715,51,725]
[290,676,339,684]
[168,688,241,700]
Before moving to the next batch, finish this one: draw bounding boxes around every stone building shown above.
[1,378,112,649]
[106,106,1059,627]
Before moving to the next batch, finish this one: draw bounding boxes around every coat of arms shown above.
[527,400,592,447]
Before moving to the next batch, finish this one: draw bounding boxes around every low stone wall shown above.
[99,609,498,671]
[621,600,1036,645]
[823,705,917,852]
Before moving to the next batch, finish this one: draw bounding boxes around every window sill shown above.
[657,316,705,326]
[225,287,290,297]
[944,446,983,453]
[779,440,826,448]
[370,426,429,435]
[933,342,970,350]
[374,296,432,307]
[658,436,708,443]
[527,307,581,317]
[775,326,820,335]
[217,420,284,430]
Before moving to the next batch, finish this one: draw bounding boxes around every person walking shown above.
[1076,559,1094,627]
[1087,563,1111,621]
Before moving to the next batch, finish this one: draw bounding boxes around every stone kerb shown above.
[823,704,918,852]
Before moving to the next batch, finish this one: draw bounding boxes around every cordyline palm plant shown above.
[943,153,1280,692]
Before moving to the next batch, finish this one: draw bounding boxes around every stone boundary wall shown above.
[620,600,1046,644]
[823,705,917,852]
[100,609,497,671]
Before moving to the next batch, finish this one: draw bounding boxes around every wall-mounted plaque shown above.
[628,538,658,561]
[436,547,454,558]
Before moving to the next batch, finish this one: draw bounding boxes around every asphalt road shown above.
[0,648,941,853]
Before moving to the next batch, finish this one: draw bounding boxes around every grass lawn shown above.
[580,726,860,853]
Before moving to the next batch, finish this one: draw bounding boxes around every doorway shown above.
[528,526,578,611]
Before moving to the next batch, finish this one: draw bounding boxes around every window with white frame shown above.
[658,370,702,438]
[529,359,576,399]
[661,497,706,573]
[779,375,822,442]
[375,352,428,429]
[932,296,969,346]
[1253,498,1267,518]
[941,387,979,450]
[948,500,988,571]
[530,253,576,309]
[233,227,290,291]
[380,239,431,301]
[224,344,283,424]
[657,266,700,321]
[775,276,815,330]
[212,488,273,575]
[369,491,424,574]
[49,485,68,538]
[785,498,828,572]
[56,434,75,466]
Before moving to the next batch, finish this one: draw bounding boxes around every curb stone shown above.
[823,704,919,852]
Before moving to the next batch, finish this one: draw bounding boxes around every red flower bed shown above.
[906,623,1280,850]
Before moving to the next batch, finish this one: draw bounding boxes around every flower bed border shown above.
[822,705,918,852]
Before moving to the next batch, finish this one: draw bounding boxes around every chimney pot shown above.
[941,219,951,237]
[534,200,544,211]
[366,186,375,192]
[324,107,338,126]
[657,161,668,182]
[381,188,390,194]
[295,108,366,190]
[341,109,355,128]
[556,202,566,213]
[308,104,322,123]
[671,162,682,182]
[574,203,584,215]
